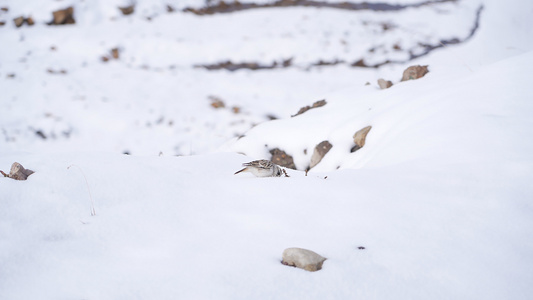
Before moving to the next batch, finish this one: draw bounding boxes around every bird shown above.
[234,159,284,177]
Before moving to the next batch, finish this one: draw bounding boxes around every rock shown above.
[292,99,327,117]
[351,59,367,67]
[118,5,135,16]
[208,95,225,109]
[0,21,5,26]
[49,7,75,25]
[46,68,68,75]
[377,78,393,89]
[26,17,35,26]
[1,162,34,180]
[269,148,296,169]
[282,248,327,272]
[401,65,429,81]
[111,48,120,59]
[13,16,24,27]
[309,140,332,169]
[351,125,372,152]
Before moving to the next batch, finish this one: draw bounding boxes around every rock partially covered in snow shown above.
[401,65,429,81]
[377,78,393,89]
[351,125,372,152]
[270,148,296,169]
[292,99,327,117]
[282,248,327,272]
[1,162,34,180]
[309,140,333,169]
[49,7,75,25]
[119,5,135,16]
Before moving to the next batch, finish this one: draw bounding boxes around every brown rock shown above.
[401,65,429,81]
[270,148,296,169]
[377,78,393,89]
[292,99,326,117]
[118,5,135,15]
[26,16,35,26]
[111,48,120,59]
[1,162,34,180]
[309,140,332,169]
[351,125,372,152]
[208,95,225,109]
[14,16,24,27]
[352,59,367,67]
[50,7,75,25]
[0,21,5,26]
[1,7,8,12]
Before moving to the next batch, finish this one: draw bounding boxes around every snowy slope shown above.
[231,51,533,172]
[2,52,533,300]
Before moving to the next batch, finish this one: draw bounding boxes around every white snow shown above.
[1,0,533,299]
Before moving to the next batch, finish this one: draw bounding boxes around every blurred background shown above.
[1,0,531,156]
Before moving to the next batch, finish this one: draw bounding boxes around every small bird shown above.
[234,159,283,177]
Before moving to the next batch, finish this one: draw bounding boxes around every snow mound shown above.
[230,52,533,172]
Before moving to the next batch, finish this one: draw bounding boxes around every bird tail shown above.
[234,168,247,175]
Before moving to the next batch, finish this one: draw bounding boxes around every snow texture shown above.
[1,0,533,299]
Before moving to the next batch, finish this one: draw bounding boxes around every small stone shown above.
[50,7,75,25]
[14,16,24,27]
[309,140,332,169]
[377,78,393,89]
[26,17,35,26]
[111,48,120,59]
[118,5,135,16]
[269,148,296,169]
[351,125,372,153]
[292,99,326,117]
[401,65,429,81]
[352,59,367,67]
[282,248,327,272]
[208,95,225,109]
[2,162,34,180]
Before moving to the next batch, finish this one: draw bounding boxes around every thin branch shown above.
[67,164,96,216]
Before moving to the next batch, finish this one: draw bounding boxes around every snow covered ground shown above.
[1,0,533,299]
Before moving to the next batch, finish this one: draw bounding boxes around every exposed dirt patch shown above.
[188,2,483,71]
[195,58,292,71]
[184,0,458,15]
